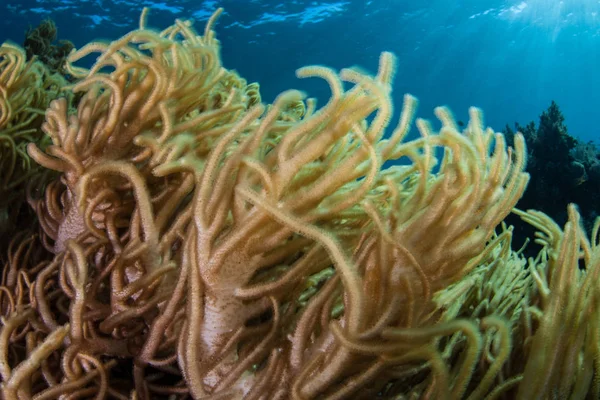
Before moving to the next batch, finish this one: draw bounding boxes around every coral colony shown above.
[0,8,599,399]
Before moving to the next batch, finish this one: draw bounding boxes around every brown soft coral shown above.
[1,7,564,400]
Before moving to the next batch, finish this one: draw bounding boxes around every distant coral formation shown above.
[23,19,74,76]
[504,100,600,246]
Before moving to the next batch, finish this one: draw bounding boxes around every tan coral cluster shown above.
[1,7,600,400]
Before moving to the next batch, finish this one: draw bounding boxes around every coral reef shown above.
[23,19,74,76]
[0,8,599,400]
[504,101,600,245]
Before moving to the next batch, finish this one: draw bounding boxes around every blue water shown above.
[2,0,599,143]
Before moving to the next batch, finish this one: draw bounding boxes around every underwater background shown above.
[2,0,599,143]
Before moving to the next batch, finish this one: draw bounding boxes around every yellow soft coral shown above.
[0,7,560,400]
[0,42,67,236]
